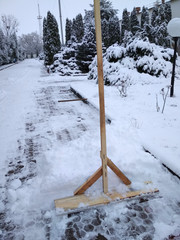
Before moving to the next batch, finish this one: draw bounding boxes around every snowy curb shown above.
[0,63,16,71]
[70,86,112,124]
[143,146,180,180]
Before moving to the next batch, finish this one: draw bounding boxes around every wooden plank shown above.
[58,98,87,103]
[107,158,131,186]
[55,193,109,210]
[94,0,108,194]
[106,189,159,200]
[55,188,159,211]
[74,167,102,195]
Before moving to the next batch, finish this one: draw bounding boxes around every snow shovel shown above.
[54,0,158,214]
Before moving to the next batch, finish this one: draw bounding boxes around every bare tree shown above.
[1,15,19,36]
[0,15,19,64]
[19,32,43,57]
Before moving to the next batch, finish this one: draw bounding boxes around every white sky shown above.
[0,0,156,37]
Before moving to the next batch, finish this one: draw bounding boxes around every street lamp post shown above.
[167,18,180,97]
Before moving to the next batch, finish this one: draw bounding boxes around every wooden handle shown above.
[94,0,108,193]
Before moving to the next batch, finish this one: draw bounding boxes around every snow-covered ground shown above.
[71,72,180,178]
[0,59,180,239]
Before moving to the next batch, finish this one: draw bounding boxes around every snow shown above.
[89,39,180,84]
[9,179,22,190]
[71,73,180,177]
[0,89,7,102]
[0,59,180,239]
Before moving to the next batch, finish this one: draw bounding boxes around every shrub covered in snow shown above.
[52,47,81,75]
[88,38,180,85]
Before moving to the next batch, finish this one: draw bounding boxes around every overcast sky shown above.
[0,0,156,37]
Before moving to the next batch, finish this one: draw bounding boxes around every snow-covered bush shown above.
[106,44,126,62]
[88,37,180,86]
[52,47,81,75]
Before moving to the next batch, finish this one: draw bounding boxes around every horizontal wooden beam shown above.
[58,98,87,103]
[55,188,159,211]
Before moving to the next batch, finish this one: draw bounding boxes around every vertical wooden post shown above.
[94,0,108,193]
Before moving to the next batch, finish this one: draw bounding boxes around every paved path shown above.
[0,60,179,240]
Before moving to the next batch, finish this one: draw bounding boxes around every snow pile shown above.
[52,47,81,75]
[88,38,180,85]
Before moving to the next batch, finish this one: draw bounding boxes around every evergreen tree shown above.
[155,22,169,47]
[150,3,171,47]
[121,9,130,41]
[108,16,120,45]
[70,14,84,43]
[9,33,18,62]
[151,6,158,27]
[71,18,77,38]
[141,6,149,28]
[0,28,5,65]
[84,10,96,44]
[130,8,140,35]
[87,0,120,48]
[101,15,120,47]
[101,18,109,47]
[100,0,118,20]
[100,0,120,47]
[75,0,120,72]
[157,4,165,26]
[43,17,49,65]
[139,6,151,40]
[76,16,96,73]
[75,14,84,42]
[65,18,72,45]
[43,11,61,65]
[164,2,172,24]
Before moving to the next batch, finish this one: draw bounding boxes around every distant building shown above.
[119,0,180,54]
[120,0,180,26]
[135,0,180,22]
[135,0,180,54]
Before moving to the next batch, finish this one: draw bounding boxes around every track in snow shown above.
[1,69,179,240]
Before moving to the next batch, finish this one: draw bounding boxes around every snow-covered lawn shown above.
[0,59,180,239]
[71,73,180,177]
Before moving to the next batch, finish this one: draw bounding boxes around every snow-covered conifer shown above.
[71,18,77,38]
[157,4,165,26]
[65,18,72,45]
[108,16,120,46]
[130,8,140,35]
[9,33,18,62]
[43,17,49,65]
[151,6,158,27]
[43,11,61,65]
[150,3,171,47]
[87,0,119,48]
[164,3,172,24]
[76,21,96,73]
[75,14,84,42]
[139,6,151,40]
[0,28,6,65]
[141,6,149,28]
[121,9,130,41]
[100,0,120,47]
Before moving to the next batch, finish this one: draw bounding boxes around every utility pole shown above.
[37,4,42,38]
[58,0,64,45]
